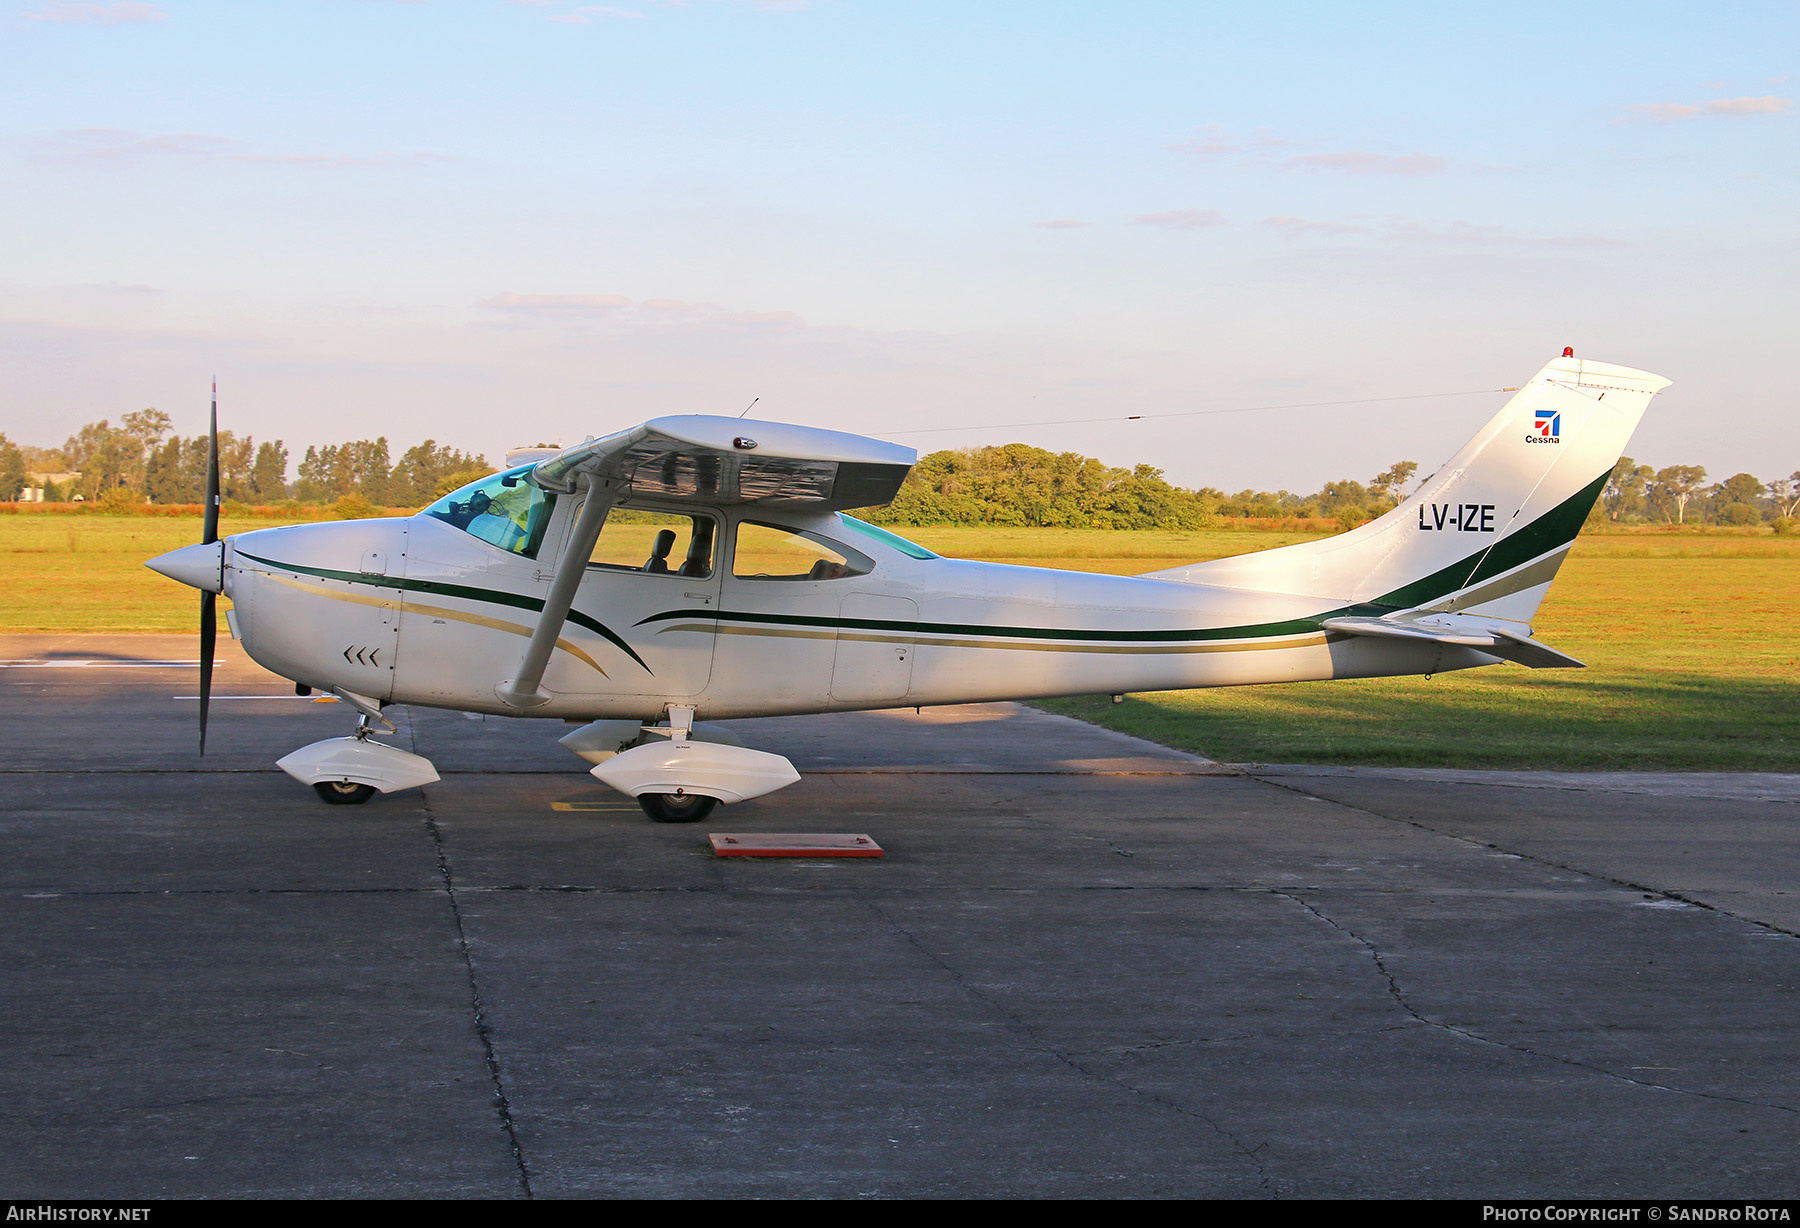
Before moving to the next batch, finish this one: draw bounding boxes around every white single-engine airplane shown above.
[148,352,1668,821]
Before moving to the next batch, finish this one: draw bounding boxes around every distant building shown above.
[19,472,82,502]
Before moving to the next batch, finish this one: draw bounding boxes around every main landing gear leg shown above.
[588,704,801,823]
[635,705,713,822]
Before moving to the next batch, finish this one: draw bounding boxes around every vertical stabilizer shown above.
[1147,355,1670,624]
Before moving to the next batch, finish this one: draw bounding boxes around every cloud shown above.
[38,128,446,168]
[1167,124,1289,158]
[519,0,805,22]
[40,128,234,163]
[1620,96,1793,123]
[232,152,449,167]
[1284,152,1446,175]
[1033,219,1088,230]
[1252,214,1625,248]
[0,280,169,329]
[22,1,165,24]
[1168,123,1238,157]
[1380,219,1627,248]
[481,293,632,316]
[1170,129,1444,177]
[1132,209,1226,231]
[546,5,645,22]
[480,292,803,327]
[1260,216,1369,237]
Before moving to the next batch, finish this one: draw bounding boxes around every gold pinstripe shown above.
[261,572,609,677]
[655,620,1329,655]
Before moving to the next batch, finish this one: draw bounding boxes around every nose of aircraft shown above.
[146,540,226,593]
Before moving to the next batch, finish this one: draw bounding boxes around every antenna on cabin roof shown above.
[738,397,759,419]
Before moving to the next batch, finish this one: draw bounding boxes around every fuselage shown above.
[220,497,1485,722]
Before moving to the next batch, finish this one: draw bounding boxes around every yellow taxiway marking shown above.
[551,801,640,812]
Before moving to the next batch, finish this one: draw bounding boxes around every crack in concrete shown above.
[415,768,534,1198]
[1267,886,1800,1119]
[862,898,1279,1197]
[1250,773,1800,943]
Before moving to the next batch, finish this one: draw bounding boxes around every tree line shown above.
[1599,458,1800,527]
[863,444,1799,531]
[0,411,489,510]
[865,445,1423,530]
[4,413,1796,531]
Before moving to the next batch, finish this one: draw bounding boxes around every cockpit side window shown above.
[732,521,873,581]
[587,509,716,578]
[420,466,557,558]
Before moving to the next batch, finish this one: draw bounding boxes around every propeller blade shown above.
[199,589,216,755]
[199,377,220,754]
[202,378,220,545]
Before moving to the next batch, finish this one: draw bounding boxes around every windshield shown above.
[419,465,557,558]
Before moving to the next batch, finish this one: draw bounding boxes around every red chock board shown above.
[709,833,884,858]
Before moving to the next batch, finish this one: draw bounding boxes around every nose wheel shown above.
[637,792,717,823]
[314,780,376,806]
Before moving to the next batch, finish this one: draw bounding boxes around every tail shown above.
[1148,354,1670,625]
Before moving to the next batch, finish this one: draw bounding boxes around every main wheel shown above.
[314,780,376,806]
[638,792,717,823]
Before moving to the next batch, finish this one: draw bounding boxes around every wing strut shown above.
[497,476,618,708]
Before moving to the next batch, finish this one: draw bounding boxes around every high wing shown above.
[530,415,917,512]
[498,416,916,708]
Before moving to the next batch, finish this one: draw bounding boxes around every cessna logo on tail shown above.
[1528,409,1561,443]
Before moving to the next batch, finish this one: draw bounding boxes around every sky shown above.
[2,0,1794,493]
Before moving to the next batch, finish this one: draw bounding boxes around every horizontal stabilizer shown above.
[1321,614,1584,669]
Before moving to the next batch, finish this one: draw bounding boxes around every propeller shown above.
[198,379,220,754]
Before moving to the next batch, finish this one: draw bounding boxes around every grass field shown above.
[5,511,1794,770]
[895,525,1798,771]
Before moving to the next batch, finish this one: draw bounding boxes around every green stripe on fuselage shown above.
[638,470,1610,647]
[235,550,651,672]
[240,472,1604,670]
[635,606,1321,644]
[1368,470,1609,611]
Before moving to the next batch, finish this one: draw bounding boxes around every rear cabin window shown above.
[588,510,716,578]
[839,515,938,559]
[732,521,872,581]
